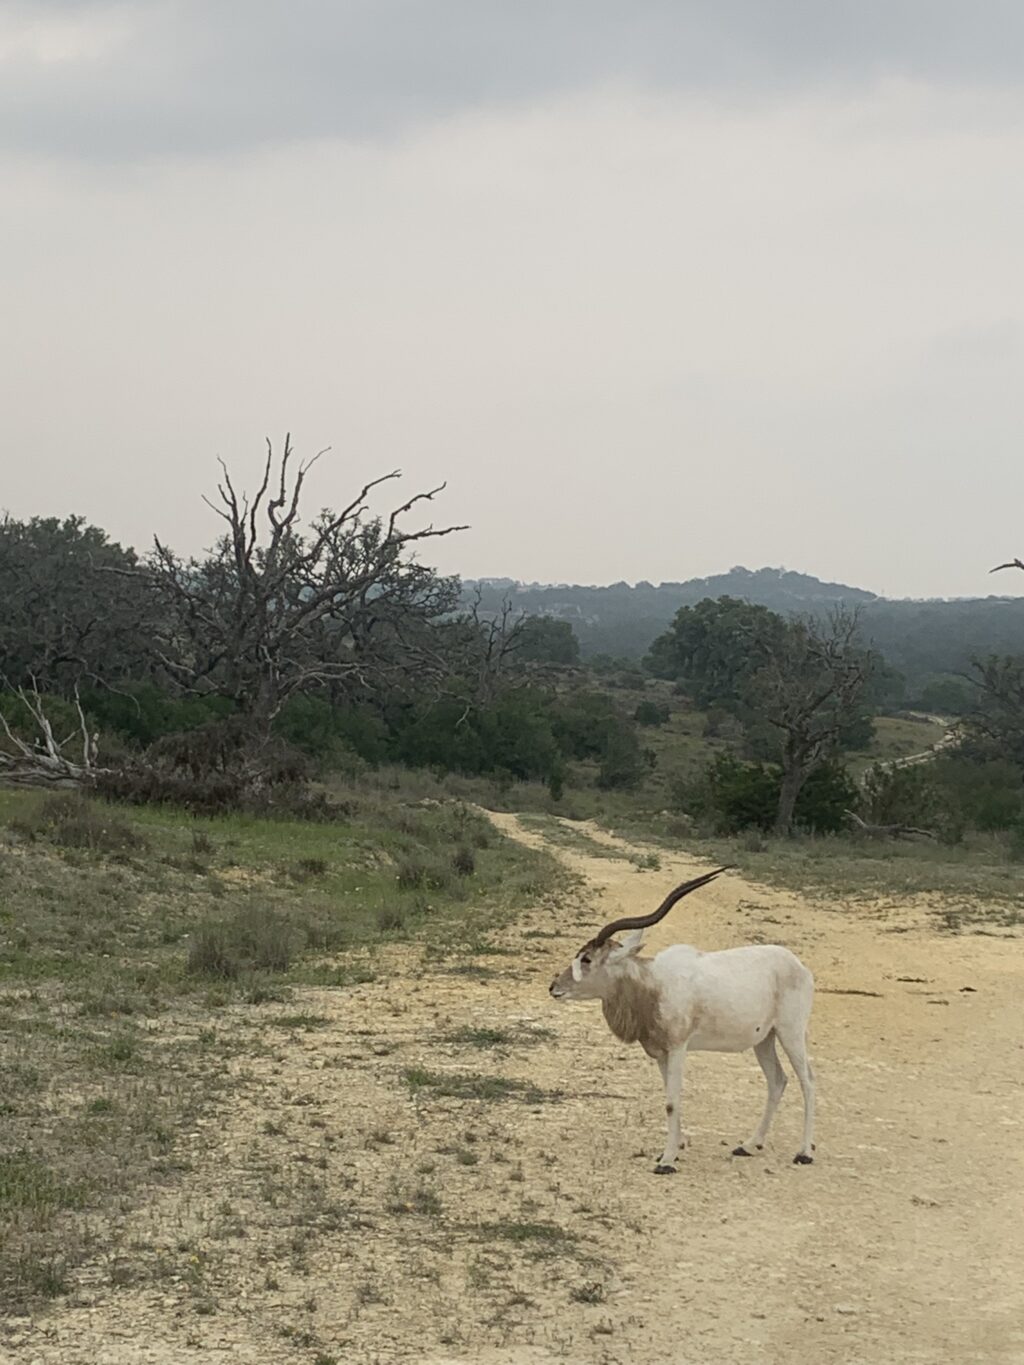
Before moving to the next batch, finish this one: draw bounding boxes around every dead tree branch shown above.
[843,810,935,841]
[0,683,108,789]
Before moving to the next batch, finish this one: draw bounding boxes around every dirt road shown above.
[9,816,1023,1365]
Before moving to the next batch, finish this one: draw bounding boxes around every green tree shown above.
[514,616,580,665]
[0,515,153,691]
[644,597,786,705]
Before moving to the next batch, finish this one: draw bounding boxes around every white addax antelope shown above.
[549,869,816,1174]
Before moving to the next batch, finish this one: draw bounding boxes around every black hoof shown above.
[653,1164,677,1175]
[732,1145,758,1157]
[793,1152,814,1165]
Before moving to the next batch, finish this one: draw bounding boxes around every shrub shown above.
[795,762,859,834]
[14,794,145,856]
[186,905,295,980]
[97,764,335,820]
[862,753,1024,837]
[597,730,646,790]
[451,846,476,877]
[633,700,670,727]
[395,855,455,892]
[187,924,240,980]
[376,906,406,933]
[676,754,856,834]
[286,857,328,883]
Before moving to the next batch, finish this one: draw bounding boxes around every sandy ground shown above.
[5,816,1023,1365]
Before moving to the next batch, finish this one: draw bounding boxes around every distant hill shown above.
[463,566,1024,691]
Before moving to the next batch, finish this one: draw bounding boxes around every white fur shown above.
[551,932,816,1173]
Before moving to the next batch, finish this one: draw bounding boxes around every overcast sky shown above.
[3,2,1023,598]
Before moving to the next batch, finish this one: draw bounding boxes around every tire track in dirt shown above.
[10,815,1023,1365]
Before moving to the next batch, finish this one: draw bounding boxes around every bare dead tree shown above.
[745,608,874,834]
[0,682,108,789]
[990,558,1024,574]
[148,436,466,731]
[451,591,531,710]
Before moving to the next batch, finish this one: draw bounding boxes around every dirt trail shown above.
[8,817,1024,1365]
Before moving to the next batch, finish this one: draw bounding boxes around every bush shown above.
[187,924,241,980]
[676,754,857,834]
[376,906,406,932]
[796,762,859,834]
[451,846,476,877]
[597,726,646,790]
[395,855,455,892]
[676,754,778,832]
[78,683,232,749]
[550,692,625,760]
[97,764,335,820]
[273,694,388,767]
[187,905,295,980]
[11,794,145,856]
[862,753,1024,837]
[394,691,562,784]
[633,700,670,727]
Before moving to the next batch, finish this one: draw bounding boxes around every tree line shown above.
[644,594,1024,841]
[0,440,638,807]
[3,440,1023,843]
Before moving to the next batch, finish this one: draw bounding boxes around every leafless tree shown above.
[745,608,874,834]
[148,437,466,733]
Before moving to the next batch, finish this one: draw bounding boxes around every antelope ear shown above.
[608,929,645,960]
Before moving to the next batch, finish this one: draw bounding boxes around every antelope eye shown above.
[580,954,591,965]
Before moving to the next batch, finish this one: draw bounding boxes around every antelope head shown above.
[549,869,730,1002]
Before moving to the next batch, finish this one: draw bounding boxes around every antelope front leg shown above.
[654,1045,688,1175]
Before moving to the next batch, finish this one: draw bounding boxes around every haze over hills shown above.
[464,566,1024,690]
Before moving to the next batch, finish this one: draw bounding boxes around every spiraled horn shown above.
[590,868,732,948]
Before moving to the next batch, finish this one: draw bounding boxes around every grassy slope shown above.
[0,788,560,1312]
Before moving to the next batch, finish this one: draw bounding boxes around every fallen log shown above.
[843,810,936,841]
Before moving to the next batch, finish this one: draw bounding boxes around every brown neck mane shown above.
[601,961,667,1056]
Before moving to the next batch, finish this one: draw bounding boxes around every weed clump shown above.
[11,794,144,856]
[395,855,455,891]
[187,905,295,979]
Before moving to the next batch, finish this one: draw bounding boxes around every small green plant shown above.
[0,1152,87,1214]
[446,1026,514,1048]
[396,855,455,891]
[286,856,328,882]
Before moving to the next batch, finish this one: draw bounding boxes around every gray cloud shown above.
[4,1,1024,160]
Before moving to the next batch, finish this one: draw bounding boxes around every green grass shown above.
[0,784,560,1312]
[402,1068,559,1104]
[846,713,949,779]
[443,1024,552,1049]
